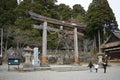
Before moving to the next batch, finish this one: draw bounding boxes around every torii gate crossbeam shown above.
[29,11,86,30]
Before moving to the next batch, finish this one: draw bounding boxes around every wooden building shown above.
[101,31,120,60]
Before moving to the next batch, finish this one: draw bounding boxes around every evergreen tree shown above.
[0,0,17,27]
[85,0,118,40]
[0,0,17,59]
[72,4,86,23]
[13,0,59,49]
[0,0,86,52]
[57,3,72,21]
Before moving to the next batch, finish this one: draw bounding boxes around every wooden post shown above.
[98,29,103,64]
[42,21,47,62]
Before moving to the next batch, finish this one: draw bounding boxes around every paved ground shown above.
[0,63,120,80]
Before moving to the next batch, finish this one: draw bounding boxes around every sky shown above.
[56,0,120,29]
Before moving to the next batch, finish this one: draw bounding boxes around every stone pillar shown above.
[74,28,79,64]
[98,55,103,63]
[33,47,40,67]
[41,21,49,67]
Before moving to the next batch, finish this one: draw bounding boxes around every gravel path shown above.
[0,63,120,80]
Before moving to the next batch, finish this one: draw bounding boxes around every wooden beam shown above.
[109,50,120,53]
[33,24,84,37]
[29,11,86,30]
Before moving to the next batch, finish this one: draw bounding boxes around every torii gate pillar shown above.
[74,28,79,64]
[41,21,49,67]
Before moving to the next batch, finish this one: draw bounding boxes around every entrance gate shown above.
[29,11,86,66]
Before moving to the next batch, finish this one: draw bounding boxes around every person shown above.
[103,62,107,73]
[94,63,99,73]
[88,61,94,72]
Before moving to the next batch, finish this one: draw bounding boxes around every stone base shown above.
[22,68,34,71]
[32,59,41,68]
[98,63,104,68]
[73,62,80,66]
[57,57,63,65]
[98,54,103,64]
[23,63,33,69]
[33,64,40,68]
[23,64,34,71]
[41,62,50,67]
[57,61,63,65]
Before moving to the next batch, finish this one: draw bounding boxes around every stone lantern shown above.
[23,46,33,70]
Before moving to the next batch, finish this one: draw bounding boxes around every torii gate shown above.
[29,11,86,66]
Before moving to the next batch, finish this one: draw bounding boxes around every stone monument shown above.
[32,47,40,67]
[98,55,103,63]
[57,56,63,64]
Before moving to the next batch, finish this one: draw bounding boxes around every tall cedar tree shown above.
[85,0,118,40]
[0,0,17,28]
[0,0,17,59]
[72,4,86,23]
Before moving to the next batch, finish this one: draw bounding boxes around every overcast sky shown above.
[56,0,120,29]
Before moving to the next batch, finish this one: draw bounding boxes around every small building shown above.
[101,31,120,60]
